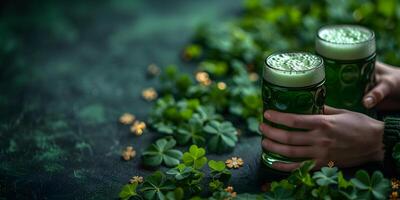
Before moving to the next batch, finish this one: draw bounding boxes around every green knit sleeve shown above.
[383,117,400,157]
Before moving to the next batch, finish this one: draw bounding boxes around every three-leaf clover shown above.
[176,115,206,146]
[204,120,238,153]
[208,160,231,182]
[142,138,183,167]
[312,167,338,186]
[182,145,208,169]
[350,170,390,200]
[140,171,175,200]
[119,183,138,200]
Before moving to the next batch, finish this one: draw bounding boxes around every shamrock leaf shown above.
[208,160,225,172]
[153,122,176,135]
[208,180,224,191]
[142,138,183,167]
[165,187,184,200]
[166,164,193,180]
[182,145,208,169]
[247,117,261,135]
[265,186,295,200]
[338,171,353,189]
[208,160,231,182]
[176,115,206,146]
[140,171,175,200]
[289,160,315,187]
[119,183,138,200]
[350,170,390,200]
[235,193,264,200]
[312,167,338,186]
[204,120,238,153]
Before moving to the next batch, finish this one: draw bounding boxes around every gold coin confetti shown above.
[224,186,237,198]
[119,113,136,125]
[122,146,136,161]
[142,87,158,101]
[249,72,259,82]
[130,121,146,136]
[327,161,335,168]
[129,176,144,184]
[195,71,212,86]
[390,191,398,200]
[225,157,244,169]
[217,82,227,90]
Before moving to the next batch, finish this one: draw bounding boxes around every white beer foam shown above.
[316,25,375,60]
[264,52,325,87]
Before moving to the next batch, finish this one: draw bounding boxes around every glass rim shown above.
[316,24,375,45]
[264,51,324,73]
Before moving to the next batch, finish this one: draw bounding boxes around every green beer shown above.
[261,52,326,168]
[316,25,376,115]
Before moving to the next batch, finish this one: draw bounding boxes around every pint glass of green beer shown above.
[261,52,326,168]
[316,25,376,115]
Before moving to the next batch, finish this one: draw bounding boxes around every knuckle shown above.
[385,76,397,88]
[318,117,333,129]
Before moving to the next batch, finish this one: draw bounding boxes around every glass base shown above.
[261,152,301,169]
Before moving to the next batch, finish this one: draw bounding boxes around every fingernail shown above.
[364,96,375,108]
[264,111,271,119]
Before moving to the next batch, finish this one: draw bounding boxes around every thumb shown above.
[363,82,391,109]
[323,105,344,115]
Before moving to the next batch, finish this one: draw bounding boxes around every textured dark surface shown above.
[0,1,396,199]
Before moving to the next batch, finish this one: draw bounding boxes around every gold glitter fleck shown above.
[147,64,160,76]
[328,161,335,168]
[217,82,227,90]
[122,146,136,161]
[249,72,259,82]
[119,113,135,125]
[129,176,144,184]
[195,72,212,86]
[130,121,146,136]
[142,88,158,101]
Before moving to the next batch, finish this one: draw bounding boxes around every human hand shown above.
[363,61,400,111]
[259,106,384,172]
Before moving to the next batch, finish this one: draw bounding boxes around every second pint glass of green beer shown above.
[261,52,326,168]
[316,25,376,115]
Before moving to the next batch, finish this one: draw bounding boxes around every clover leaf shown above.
[338,171,353,189]
[350,170,390,200]
[142,138,183,167]
[247,117,261,135]
[208,160,225,172]
[182,145,207,169]
[140,171,175,200]
[265,186,295,200]
[166,164,193,181]
[208,180,224,191]
[119,183,138,200]
[312,167,338,186]
[204,120,238,153]
[165,187,184,200]
[176,115,206,146]
[208,160,231,182]
[289,160,315,187]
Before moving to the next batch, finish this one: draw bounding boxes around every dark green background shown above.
[0,0,396,199]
